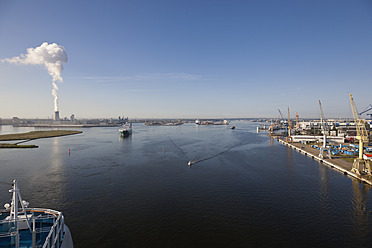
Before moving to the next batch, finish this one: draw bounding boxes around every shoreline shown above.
[0,130,82,148]
[278,139,372,186]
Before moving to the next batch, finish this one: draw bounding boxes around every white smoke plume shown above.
[2,42,68,111]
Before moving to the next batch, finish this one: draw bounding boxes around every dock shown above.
[278,139,372,186]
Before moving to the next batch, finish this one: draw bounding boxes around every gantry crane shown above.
[318,100,332,159]
[349,93,371,175]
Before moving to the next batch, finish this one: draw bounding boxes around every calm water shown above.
[1,122,372,248]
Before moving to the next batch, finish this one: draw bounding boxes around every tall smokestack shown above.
[54,111,60,121]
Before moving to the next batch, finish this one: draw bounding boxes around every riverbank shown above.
[0,130,82,148]
[278,139,372,186]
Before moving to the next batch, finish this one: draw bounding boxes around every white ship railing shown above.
[0,208,65,248]
[33,208,65,248]
[1,180,70,248]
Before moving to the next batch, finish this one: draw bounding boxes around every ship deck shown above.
[0,208,65,248]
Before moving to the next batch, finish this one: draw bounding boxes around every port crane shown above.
[274,115,280,126]
[295,112,299,128]
[318,100,332,159]
[288,107,292,134]
[349,93,371,175]
[277,108,290,133]
[268,115,280,134]
[287,107,292,142]
[359,104,372,119]
[277,109,286,124]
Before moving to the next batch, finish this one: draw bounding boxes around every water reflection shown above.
[269,137,274,146]
[286,145,293,168]
[37,137,66,207]
[119,135,132,141]
[318,163,331,217]
[350,179,371,243]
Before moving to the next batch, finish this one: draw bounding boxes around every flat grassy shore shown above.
[0,144,39,148]
[0,130,82,148]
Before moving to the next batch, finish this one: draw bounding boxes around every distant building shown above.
[12,117,21,125]
[54,111,60,121]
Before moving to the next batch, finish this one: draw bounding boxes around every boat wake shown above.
[169,138,190,161]
[169,137,247,166]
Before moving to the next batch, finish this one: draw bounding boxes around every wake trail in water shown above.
[169,134,250,166]
[192,142,240,164]
[169,138,190,161]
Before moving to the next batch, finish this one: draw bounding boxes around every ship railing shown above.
[1,208,65,247]
[37,209,64,248]
[0,231,17,238]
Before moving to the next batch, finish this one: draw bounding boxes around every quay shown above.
[278,139,372,186]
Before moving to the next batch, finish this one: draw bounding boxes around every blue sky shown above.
[1,0,371,119]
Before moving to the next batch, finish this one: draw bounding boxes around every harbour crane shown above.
[287,106,292,142]
[318,100,332,159]
[274,115,280,125]
[277,109,285,123]
[268,115,280,134]
[277,108,288,133]
[295,112,300,129]
[288,107,292,134]
[349,93,371,175]
[359,104,372,119]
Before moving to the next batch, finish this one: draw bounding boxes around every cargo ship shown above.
[119,123,132,137]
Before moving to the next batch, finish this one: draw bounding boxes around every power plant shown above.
[54,111,60,121]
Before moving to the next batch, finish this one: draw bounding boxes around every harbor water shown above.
[0,122,372,248]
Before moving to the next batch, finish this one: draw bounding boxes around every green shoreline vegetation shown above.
[0,144,38,148]
[0,130,82,148]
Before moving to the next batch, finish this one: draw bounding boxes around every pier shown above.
[278,139,372,186]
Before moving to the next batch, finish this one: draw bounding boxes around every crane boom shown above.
[277,109,285,121]
[359,104,372,115]
[319,100,325,123]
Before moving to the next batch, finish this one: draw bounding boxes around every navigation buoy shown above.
[69,149,70,155]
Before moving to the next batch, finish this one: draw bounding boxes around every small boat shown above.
[119,123,132,137]
[0,179,74,248]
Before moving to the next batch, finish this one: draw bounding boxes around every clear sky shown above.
[1,0,371,119]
